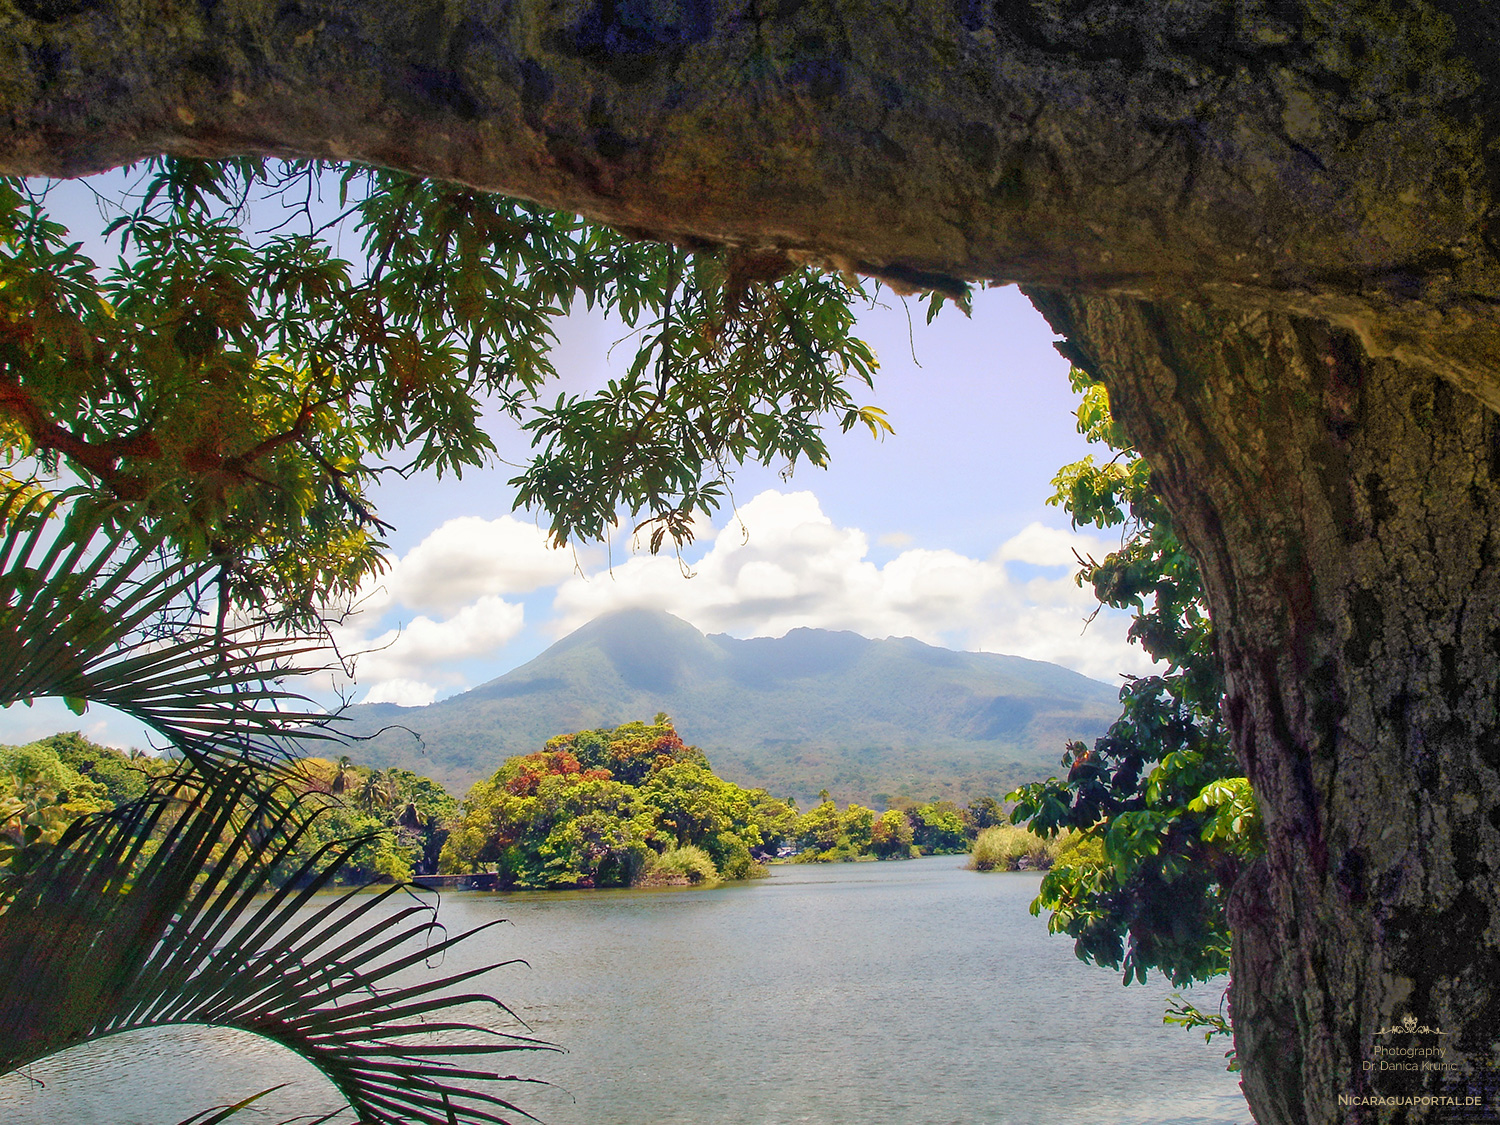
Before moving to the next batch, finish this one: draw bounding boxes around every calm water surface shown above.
[1,857,1249,1124]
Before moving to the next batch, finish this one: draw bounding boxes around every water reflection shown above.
[0,1025,352,1124]
[1,859,1249,1125]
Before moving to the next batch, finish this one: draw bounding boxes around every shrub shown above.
[910,800,969,853]
[712,835,758,880]
[969,825,1058,871]
[638,844,720,887]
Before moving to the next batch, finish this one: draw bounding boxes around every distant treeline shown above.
[3,720,1047,892]
[0,731,458,887]
[787,790,1002,862]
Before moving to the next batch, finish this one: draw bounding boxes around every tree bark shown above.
[1029,287,1500,1124]
[12,3,1500,1123]
[5,1,1500,393]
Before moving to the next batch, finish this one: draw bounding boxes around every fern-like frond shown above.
[0,761,549,1124]
[0,487,339,765]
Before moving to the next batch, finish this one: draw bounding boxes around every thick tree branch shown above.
[3,1,1500,397]
[0,373,159,489]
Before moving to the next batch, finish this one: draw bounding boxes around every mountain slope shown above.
[339,608,1122,806]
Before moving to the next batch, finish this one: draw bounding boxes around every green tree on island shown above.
[870,808,915,859]
[441,718,790,888]
[276,757,460,884]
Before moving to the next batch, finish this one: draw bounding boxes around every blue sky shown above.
[2,179,1150,749]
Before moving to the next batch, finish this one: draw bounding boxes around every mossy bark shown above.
[1031,287,1500,1124]
[4,1,1500,385]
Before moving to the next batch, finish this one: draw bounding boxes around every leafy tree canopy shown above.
[1,160,889,623]
[1009,368,1261,990]
[870,808,915,859]
[1,731,178,880]
[791,794,981,862]
[0,738,113,874]
[277,757,461,884]
[907,799,969,854]
[441,718,790,888]
[0,734,461,889]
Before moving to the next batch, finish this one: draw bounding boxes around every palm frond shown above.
[0,485,549,1123]
[0,486,339,764]
[0,760,549,1124]
[174,1084,289,1125]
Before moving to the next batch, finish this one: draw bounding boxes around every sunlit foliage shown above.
[440,718,789,889]
[1,163,881,623]
[792,795,980,862]
[1009,368,1261,995]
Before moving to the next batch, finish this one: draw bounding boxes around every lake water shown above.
[1,857,1250,1125]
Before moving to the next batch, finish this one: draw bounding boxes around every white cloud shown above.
[996,522,1093,567]
[327,515,578,702]
[363,679,439,707]
[551,490,1154,682]
[317,489,1155,706]
[360,515,577,617]
[348,594,526,690]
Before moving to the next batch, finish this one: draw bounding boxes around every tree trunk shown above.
[12,4,1500,1123]
[1029,288,1500,1124]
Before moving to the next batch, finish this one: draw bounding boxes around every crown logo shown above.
[1376,1012,1448,1037]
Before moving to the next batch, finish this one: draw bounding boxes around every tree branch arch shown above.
[8,2,1500,1122]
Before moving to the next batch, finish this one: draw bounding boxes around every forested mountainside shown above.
[340,609,1120,806]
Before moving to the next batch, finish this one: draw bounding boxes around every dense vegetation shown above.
[408,714,1049,884]
[789,792,970,862]
[435,718,1023,885]
[0,732,169,882]
[968,824,1072,873]
[441,716,790,888]
[276,756,458,884]
[0,731,459,887]
[5,722,1040,894]
[1006,369,1260,1055]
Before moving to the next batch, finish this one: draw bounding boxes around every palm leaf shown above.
[0,486,548,1122]
[0,760,550,1124]
[0,486,339,765]
[174,1084,289,1125]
